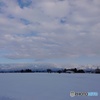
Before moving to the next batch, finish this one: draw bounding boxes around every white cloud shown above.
[37,0,70,18]
[0,0,100,60]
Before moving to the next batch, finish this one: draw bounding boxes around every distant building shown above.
[66,71,74,73]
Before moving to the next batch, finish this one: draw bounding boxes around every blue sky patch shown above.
[20,18,31,25]
[17,0,32,8]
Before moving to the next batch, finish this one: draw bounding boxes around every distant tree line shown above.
[0,67,100,74]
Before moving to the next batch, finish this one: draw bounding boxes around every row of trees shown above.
[18,68,100,74]
[18,68,85,73]
[47,68,85,73]
[0,68,100,73]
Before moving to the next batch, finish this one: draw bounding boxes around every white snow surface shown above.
[0,73,100,100]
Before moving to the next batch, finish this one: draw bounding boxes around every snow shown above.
[0,63,100,72]
[0,63,61,72]
[0,73,100,100]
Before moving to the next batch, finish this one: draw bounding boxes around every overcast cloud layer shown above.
[0,0,100,61]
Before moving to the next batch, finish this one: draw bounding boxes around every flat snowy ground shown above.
[0,73,100,100]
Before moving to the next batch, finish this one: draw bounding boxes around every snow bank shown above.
[0,73,100,100]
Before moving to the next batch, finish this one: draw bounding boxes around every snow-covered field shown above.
[0,73,100,100]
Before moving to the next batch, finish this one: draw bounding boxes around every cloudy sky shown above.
[0,0,100,64]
